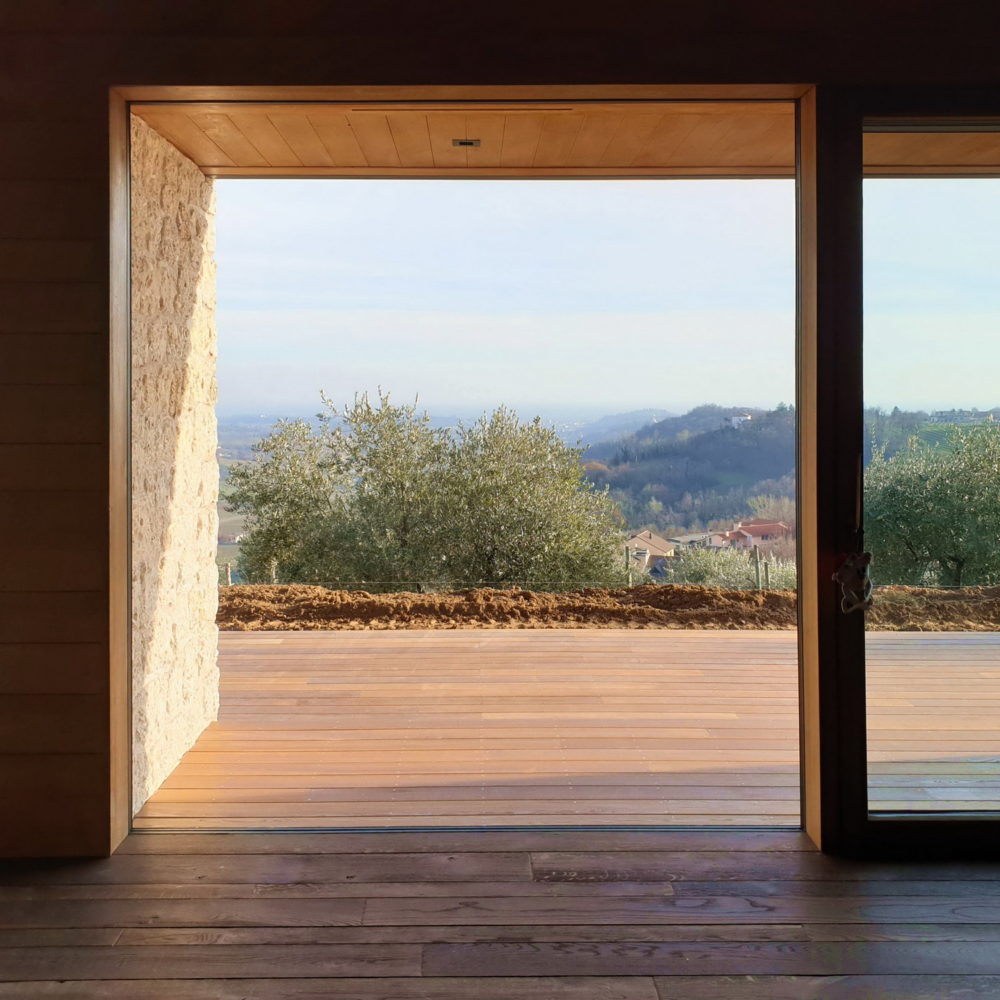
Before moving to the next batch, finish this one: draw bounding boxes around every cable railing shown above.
[218,576,648,592]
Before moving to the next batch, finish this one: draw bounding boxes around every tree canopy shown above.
[864,421,1000,587]
[226,393,628,591]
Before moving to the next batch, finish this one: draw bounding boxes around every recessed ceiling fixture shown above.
[452,138,481,147]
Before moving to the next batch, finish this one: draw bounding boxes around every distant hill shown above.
[583,405,796,534]
[219,407,679,464]
[584,404,772,463]
[562,409,676,448]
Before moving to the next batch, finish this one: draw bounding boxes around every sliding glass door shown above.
[863,119,1000,820]
[798,89,1000,855]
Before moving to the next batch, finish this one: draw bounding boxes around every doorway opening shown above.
[127,98,806,830]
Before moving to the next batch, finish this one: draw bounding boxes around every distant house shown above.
[625,530,676,568]
[732,520,791,544]
[667,532,715,549]
[929,409,988,425]
[722,528,754,549]
[726,414,753,429]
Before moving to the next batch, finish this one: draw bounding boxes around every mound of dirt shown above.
[217,583,1000,631]
[218,583,798,630]
[868,585,1000,631]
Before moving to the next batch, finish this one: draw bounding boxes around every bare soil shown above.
[868,585,1000,631]
[217,583,1000,631]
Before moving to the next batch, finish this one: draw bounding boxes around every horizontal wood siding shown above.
[0,54,110,855]
[2,0,1000,859]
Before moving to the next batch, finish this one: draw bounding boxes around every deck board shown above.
[133,630,1000,829]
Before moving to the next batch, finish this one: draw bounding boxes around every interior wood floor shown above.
[133,630,1000,830]
[3,829,1000,997]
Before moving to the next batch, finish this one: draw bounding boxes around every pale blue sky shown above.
[215,177,1000,418]
[864,179,1000,410]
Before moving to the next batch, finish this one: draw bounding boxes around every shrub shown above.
[661,546,796,589]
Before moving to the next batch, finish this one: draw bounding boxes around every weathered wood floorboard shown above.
[2,830,1000,996]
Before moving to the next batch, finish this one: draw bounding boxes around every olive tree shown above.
[227,393,627,591]
[438,407,628,588]
[226,417,350,584]
[864,422,1000,587]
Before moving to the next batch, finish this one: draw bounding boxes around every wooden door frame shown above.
[110,83,820,854]
[795,86,868,854]
[108,87,132,853]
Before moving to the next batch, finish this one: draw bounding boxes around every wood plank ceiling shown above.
[132,102,797,177]
[132,102,1000,178]
[865,127,1000,175]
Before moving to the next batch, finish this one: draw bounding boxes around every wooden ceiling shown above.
[132,102,796,177]
[132,102,1000,178]
[864,129,1000,176]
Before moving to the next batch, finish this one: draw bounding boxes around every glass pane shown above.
[863,124,1000,812]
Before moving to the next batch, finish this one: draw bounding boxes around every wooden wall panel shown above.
[0,445,105,492]
[0,241,102,284]
[0,754,109,857]
[0,644,105,694]
[0,696,106,754]
[0,491,105,591]
[0,333,103,384]
[0,180,106,240]
[0,2,999,858]
[0,386,104,444]
[0,284,104,334]
[0,58,110,855]
[0,121,108,180]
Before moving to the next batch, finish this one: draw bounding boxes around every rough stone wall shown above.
[130,115,219,811]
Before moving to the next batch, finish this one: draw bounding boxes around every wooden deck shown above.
[134,630,1000,830]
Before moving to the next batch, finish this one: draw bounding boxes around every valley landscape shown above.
[218,400,997,577]
[215,400,1000,636]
